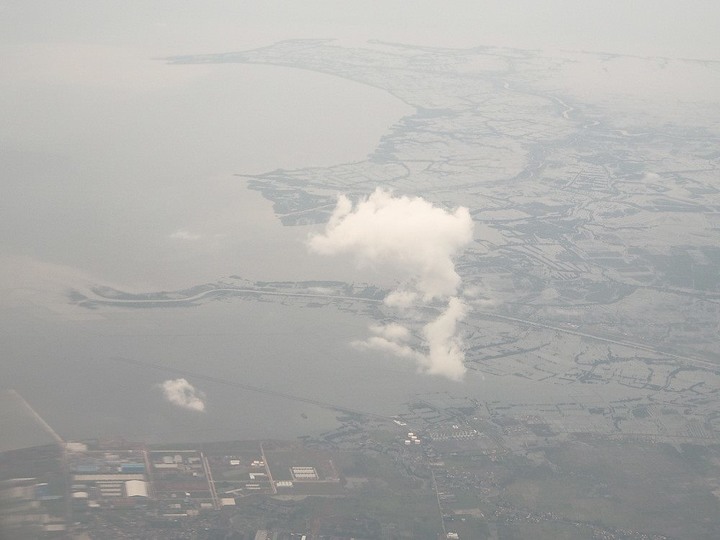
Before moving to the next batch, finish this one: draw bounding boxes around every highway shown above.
[93,285,719,374]
[87,287,383,306]
[474,312,720,373]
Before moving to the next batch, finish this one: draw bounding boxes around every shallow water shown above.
[1,52,417,442]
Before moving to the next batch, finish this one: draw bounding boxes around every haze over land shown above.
[0,0,719,438]
[2,3,720,537]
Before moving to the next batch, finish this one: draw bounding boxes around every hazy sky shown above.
[1,1,718,58]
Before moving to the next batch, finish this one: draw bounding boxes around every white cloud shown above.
[369,322,412,342]
[159,378,206,412]
[308,188,473,301]
[419,298,468,380]
[384,289,419,309]
[309,188,474,380]
[169,229,202,240]
[354,335,418,359]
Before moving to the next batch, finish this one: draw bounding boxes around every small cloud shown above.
[419,298,467,381]
[353,335,418,359]
[384,290,419,309]
[369,323,412,342]
[169,229,201,240]
[358,299,468,381]
[159,378,206,412]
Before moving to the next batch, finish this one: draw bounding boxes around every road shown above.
[92,285,718,373]
[474,312,720,373]
[86,287,383,306]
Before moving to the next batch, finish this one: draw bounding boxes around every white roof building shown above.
[125,479,149,498]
